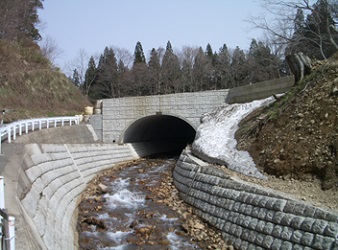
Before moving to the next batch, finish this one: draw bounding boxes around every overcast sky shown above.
[38,0,265,73]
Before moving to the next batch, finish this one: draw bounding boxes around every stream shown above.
[77,158,201,250]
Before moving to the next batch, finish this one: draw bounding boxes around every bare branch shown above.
[39,35,63,64]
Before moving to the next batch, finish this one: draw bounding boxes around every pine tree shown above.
[161,41,181,94]
[0,0,43,41]
[192,47,209,91]
[205,43,218,67]
[148,48,161,94]
[71,69,80,87]
[231,46,249,86]
[131,42,148,96]
[247,39,277,83]
[203,44,218,89]
[90,47,119,99]
[288,0,338,59]
[116,59,129,97]
[214,44,232,89]
[133,41,146,65]
[83,56,97,97]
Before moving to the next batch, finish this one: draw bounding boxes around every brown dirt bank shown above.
[235,54,338,211]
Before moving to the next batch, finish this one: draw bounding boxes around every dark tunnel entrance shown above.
[120,114,196,156]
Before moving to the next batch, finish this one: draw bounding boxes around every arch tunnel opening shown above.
[121,114,196,156]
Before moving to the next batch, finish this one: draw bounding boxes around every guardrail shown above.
[0,116,80,154]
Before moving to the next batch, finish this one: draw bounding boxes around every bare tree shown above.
[113,46,133,69]
[40,35,63,64]
[179,46,199,92]
[66,49,89,84]
[250,0,338,59]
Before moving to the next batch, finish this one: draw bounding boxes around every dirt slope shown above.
[237,53,338,192]
[0,40,91,122]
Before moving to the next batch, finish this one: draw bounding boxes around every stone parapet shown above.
[173,149,338,249]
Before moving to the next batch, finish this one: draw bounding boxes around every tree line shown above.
[71,0,337,101]
[73,40,288,101]
[0,0,336,102]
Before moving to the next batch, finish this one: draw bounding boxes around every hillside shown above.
[0,40,91,122]
[237,53,338,192]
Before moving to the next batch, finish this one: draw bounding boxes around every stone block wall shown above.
[102,90,229,143]
[226,77,294,104]
[173,149,338,249]
[18,143,138,249]
[89,115,103,141]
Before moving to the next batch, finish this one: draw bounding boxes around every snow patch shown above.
[192,96,277,179]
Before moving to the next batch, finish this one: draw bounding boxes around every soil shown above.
[0,40,91,123]
[235,54,338,212]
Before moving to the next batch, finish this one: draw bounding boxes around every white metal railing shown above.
[0,116,80,154]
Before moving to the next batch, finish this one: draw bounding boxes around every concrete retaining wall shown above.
[89,115,103,141]
[102,90,229,143]
[226,77,294,104]
[173,149,338,250]
[17,143,139,249]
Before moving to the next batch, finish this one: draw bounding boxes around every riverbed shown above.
[77,158,228,249]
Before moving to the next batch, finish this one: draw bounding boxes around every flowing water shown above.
[77,158,200,250]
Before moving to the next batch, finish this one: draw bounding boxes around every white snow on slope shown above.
[192,96,277,179]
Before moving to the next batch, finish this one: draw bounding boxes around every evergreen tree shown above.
[295,8,306,33]
[148,48,161,94]
[0,0,43,41]
[131,41,148,96]
[288,0,338,59]
[116,59,129,97]
[231,46,249,86]
[247,39,277,83]
[161,41,181,94]
[90,47,119,99]
[133,41,146,65]
[205,43,215,64]
[204,44,217,89]
[286,8,306,55]
[250,0,337,61]
[215,44,232,89]
[192,47,209,91]
[83,56,97,97]
[71,68,80,87]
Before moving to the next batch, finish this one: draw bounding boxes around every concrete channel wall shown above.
[14,143,139,249]
[173,148,338,250]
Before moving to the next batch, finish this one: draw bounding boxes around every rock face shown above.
[286,52,312,83]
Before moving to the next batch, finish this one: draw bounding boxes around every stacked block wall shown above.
[174,150,338,250]
[19,143,138,249]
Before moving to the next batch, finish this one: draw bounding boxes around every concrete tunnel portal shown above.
[120,114,196,155]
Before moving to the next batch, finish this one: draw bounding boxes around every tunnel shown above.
[120,114,196,156]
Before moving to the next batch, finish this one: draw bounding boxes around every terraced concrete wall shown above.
[173,149,338,250]
[18,143,139,249]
